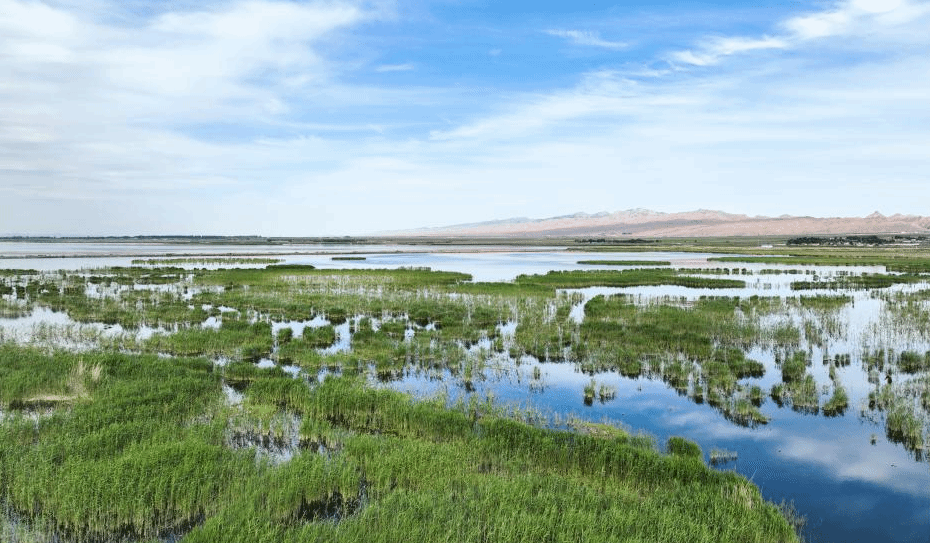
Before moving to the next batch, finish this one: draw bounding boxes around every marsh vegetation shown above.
[1,243,930,542]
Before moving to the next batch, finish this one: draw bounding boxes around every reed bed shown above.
[8,254,930,540]
[709,254,930,273]
[515,269,745,289]
[187,374,798,543]
[791,273,929,290]
[0,330,800,542]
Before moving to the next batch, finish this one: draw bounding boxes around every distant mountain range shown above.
[381,209,930,238]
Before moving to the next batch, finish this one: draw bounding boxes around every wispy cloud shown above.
[545,29,626,50]
[0,0,377,195]
[781,0,930,40]
[671,0,930,65]
[670,35,788,66]
[418,1,930,222]
[375,62,414,72]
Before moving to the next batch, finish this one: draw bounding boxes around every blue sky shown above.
[1,0,929,235]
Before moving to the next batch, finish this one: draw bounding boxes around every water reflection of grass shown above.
[867,381,930,459]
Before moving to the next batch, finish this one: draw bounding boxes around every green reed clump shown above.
[302,325,337,349]
[582,380,596,405]
[667,436,702,458]
[0,269,39,277]
[0,346,255,542]
[784,375,819,415]
[30,275,207,329]
[577,294,777,424]
[897,351,930,374]
[276,340,327,368]
[225,360,287,388]
[822,385,848,417]
[277,327,294,344]
[863,348,887,372]
[867,382,929,457]
[796,295,853,311]
[146,316,272,360]
[266,264,317,271]
[711,254,930,273]
[713,348,765,378]
[511,295,577,361]
[581,296,759,369]
[749,385,764,406]
[731,399,769,426]
[0,343,99,407]
[516,269,745,289]
[450,282,552,297]
[791,273,928,290]
[200,267,470,289]
[348,321,411,379]
[886,406,925,452]
[780,352,809,383]
[377,319,407,339]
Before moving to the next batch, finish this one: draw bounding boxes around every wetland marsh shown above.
[1,240,929,542]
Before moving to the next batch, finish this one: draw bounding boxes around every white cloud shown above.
[545,29,627,50]
[375,63,415,72]
[783,0,930,40]
[671,35,788,66]
[0,0,378,211]
[671,0,930,66]
[405,0,930,227]
[0,0,373,121]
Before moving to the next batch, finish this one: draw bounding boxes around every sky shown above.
[1,0,929,236]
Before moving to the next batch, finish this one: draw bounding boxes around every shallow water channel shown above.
[1,243,929,542]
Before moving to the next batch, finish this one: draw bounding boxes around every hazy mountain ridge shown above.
[383,209,930,238]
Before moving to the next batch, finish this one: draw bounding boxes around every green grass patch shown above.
[516,269,745,289]
[710,255,930,273]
